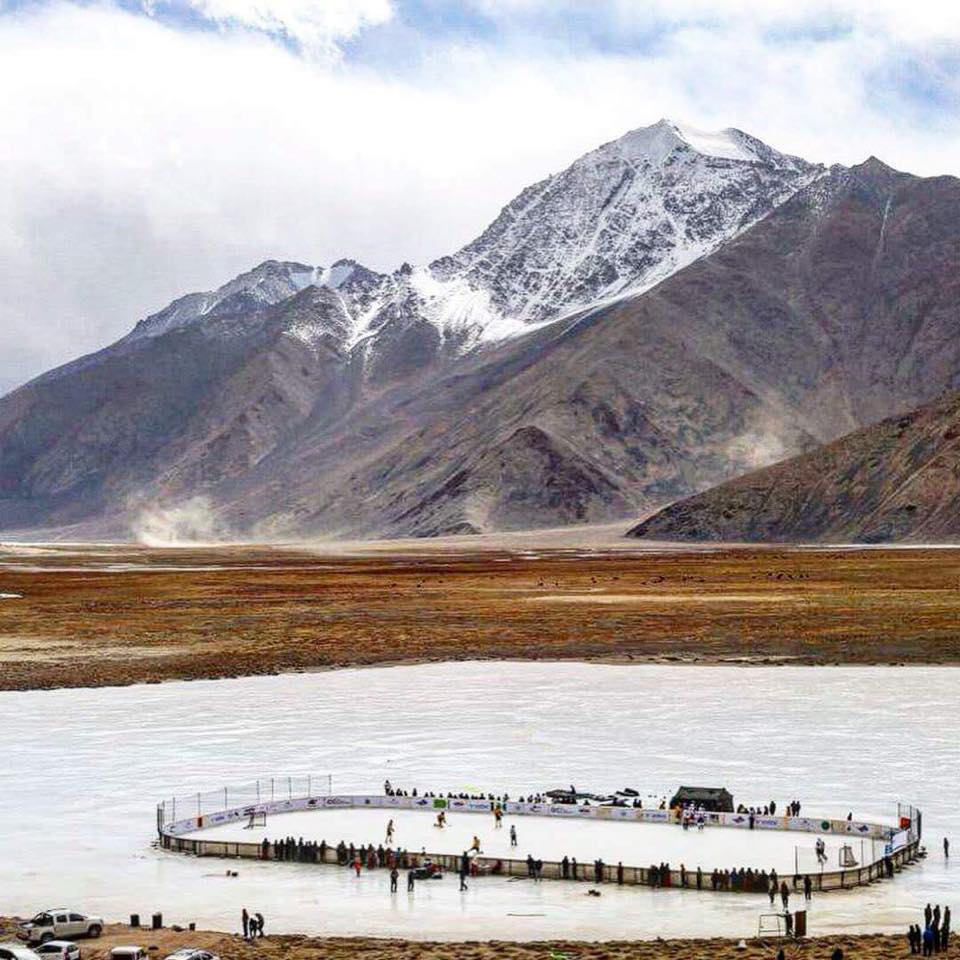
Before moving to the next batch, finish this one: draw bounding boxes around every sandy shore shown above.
[0,919,917,960]
[3,541,960,690]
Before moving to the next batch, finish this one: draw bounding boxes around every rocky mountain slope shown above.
[2,121,959,541]
[628,389,960,543]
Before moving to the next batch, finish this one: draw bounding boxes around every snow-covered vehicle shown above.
[18,914,102,945]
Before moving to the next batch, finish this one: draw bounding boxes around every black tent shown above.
[669,786,734,812]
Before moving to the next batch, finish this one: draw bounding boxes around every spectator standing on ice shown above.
[561,855,569,879]
[924,924,935,956]
[768,877,776,906]
[803,875,812,900]
[390,867,398,892]
[386,819,395,843]
[942,906,951,950]
[510,824,518,847]
[945,838,950,859]
[353,856,362,877]
[459,866,468,891]
[241,908,249,939]
[780,880,790,910]
[407,869,415,892]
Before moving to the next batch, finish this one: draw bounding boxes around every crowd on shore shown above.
[908,903,952,955]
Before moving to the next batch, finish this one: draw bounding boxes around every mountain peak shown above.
[601,119,765,165]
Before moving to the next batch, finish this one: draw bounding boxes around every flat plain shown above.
[3,536,960,691]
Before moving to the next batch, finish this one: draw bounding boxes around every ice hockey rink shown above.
[181,806,868,873]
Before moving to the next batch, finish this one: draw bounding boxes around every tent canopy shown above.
[669,786,734,812]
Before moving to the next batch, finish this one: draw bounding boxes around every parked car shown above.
[18,913,102,945]
[0,943,42,960]
[107,948,146,960]
[163,950,220,960]
[34,943,80,960]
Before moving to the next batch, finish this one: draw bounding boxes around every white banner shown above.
[161,792,898,846]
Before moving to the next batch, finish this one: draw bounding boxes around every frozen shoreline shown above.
[1,662,954,940]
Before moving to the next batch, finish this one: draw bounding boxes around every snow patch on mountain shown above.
[126,120,824,361]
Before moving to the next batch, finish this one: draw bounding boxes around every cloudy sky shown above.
[1,0,958,395]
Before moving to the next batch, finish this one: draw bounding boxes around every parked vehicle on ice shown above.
[18,914,102,945]
[34,942,80,960]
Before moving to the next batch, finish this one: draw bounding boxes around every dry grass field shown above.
[3,539,960,690]
[0,919,918,960]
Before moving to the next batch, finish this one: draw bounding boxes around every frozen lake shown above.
[2,662,957,941]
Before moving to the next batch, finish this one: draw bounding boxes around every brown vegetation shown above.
[3,541,960,691]
[0,919,917,960]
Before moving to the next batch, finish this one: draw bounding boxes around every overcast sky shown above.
[1,0,958,395]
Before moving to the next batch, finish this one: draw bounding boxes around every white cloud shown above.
[0,0,958,394]
[174,0,393,57]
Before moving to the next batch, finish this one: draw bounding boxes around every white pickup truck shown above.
[18,913,103,945]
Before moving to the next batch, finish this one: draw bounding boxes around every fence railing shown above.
[159,832,920,894]
[157,776,332,832]
[156,783,921,896]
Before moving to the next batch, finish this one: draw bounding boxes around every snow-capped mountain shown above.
[432,120,817,324]
[127,120,821,360]
[12,121,957,544]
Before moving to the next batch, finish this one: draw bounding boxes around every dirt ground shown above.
[3,540,960,691]
[0,918,918,960]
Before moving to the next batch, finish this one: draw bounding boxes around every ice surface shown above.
[1,663,956,941]
[186,806,843,874]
